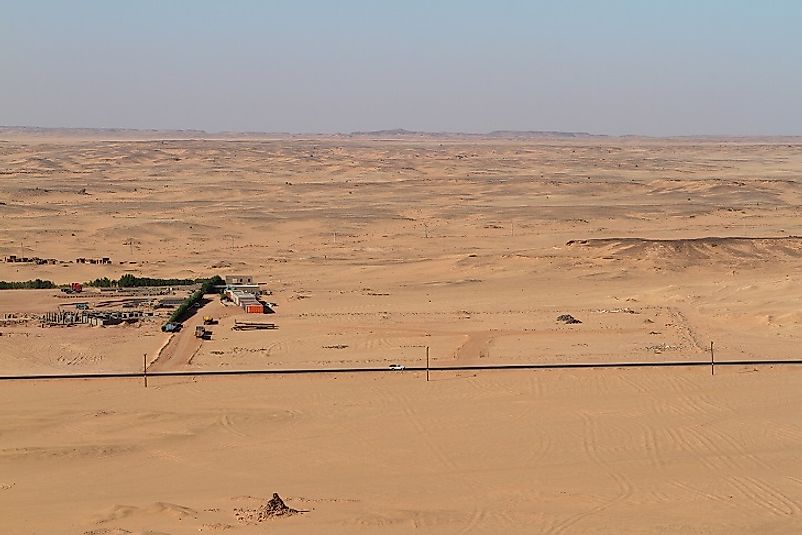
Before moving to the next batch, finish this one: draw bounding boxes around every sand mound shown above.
[566,236,802,267]
[259,493,299,520]
[235,493,301,523]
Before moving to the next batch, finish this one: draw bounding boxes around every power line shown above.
[0,358,797,383]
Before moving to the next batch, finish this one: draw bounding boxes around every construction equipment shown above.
[202,316,218,325]
[195,325,207,338]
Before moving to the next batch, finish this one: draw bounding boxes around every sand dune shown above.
[2,134,802,533]
[566,236,802,267]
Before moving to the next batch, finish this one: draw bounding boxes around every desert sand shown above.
[1,131,802,533]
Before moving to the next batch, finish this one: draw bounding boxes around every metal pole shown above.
[710,341,714,376]
[426,346,430,382]
[143,353,148,388]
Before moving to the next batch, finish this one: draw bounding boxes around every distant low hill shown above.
[0,126,210,139]
[348,128,599,138]
[0,126,602,140]
[486,130,598,138]
[3,126,797,141]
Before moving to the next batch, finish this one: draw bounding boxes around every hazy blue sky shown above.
[2,1,801,135]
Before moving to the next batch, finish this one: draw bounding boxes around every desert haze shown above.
[2,130,802,534]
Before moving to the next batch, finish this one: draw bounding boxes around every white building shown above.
[225,275,254,285]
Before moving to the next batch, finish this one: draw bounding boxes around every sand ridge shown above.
[2,134,802,533]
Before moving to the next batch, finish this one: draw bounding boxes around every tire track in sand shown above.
[727,476,801,517]
[367,384,514,533]
[544,472,633,535]
[668,480,740,508]
[456,507,485,535]
[672,424,771,472]
[541,411,634,535]
[396,394,458,472]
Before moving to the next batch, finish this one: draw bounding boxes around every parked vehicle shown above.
[389,364,405,371]
[161,322,182,333]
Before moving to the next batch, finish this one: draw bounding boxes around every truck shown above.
[202,316,218,325]
[70,282,83,293]
[195,325,206,338]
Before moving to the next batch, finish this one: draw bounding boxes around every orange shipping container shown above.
[245,303,264,314]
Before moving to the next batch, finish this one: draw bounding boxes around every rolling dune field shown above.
[1,132,802,533]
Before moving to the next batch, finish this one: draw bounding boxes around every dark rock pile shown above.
[557,314,582,324]
[258,493,299,521]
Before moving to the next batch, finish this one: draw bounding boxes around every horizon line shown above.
[2,125,802,140]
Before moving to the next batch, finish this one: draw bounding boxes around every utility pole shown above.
[143,353,148,388]
[426,346,430,382]
[401,344,430,381]
[710,341,715,376]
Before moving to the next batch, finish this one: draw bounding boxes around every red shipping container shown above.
[245,303,263,314]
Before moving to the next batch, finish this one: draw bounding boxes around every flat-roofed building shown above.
[225,275,254,285]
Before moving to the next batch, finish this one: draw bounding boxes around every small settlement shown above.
[1,273,273,340]
[223,274,269,314]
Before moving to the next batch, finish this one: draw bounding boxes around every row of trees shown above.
[168,275,224,323]
[86,274,198,288]
[0,279,57,290]
[0,275,223,294]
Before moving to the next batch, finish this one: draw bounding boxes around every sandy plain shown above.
[1,132,802,533]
